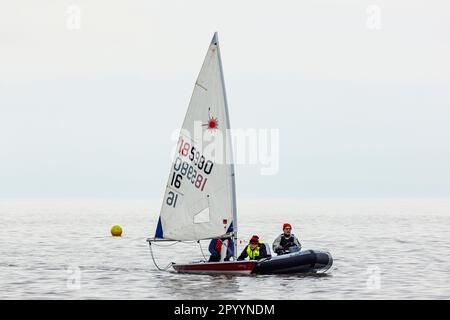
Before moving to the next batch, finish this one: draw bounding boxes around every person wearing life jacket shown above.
[237,235,268,261]
[208,237,234,262]
[272,223,302,255]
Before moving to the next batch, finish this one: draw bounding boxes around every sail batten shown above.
[155,33,236,241]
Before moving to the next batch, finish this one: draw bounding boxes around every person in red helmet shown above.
[272,223,301,255]
[237,235,268,261]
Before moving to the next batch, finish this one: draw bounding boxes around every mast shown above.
[214,32,238,259]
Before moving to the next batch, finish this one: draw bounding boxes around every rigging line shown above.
[150,241,180,247]
[148,242,173,271]
[149,240,199,247]
[198,240,207,261]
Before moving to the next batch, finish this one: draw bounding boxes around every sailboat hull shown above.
[173,260,257,275]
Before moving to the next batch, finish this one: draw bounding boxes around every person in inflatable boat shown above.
[272,223,302,255]
[237,235,269,261]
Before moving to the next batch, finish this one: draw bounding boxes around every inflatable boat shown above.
[253,249,333,274]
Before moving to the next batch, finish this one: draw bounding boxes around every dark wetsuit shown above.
[272,234,301,255]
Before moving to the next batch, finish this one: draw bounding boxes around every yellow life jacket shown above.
[247,241,264,260]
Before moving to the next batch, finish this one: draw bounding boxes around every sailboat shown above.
[147,33,333,275]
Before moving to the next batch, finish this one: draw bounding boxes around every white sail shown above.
[155,33,237,241]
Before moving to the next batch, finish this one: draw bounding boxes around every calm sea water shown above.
[1,198,449,299]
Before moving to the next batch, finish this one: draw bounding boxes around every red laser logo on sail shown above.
[203,108,219,130]
[203,107,218,131]
[207,117,218,129]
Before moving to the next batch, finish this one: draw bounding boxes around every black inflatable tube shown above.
[253,250,333,274]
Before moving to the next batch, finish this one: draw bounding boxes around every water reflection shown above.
[161,273,243,299]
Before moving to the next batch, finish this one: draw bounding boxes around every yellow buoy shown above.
[111,225,123,237]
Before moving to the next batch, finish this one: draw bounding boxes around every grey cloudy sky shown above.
[1,0,449,198]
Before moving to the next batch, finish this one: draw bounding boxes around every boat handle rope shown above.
[148,241,174,271]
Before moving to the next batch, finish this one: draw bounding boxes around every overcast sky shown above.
[1,0,449,198]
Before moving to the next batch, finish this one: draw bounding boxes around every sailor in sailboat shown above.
[208,237,234,262]
[272,223,302,255]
